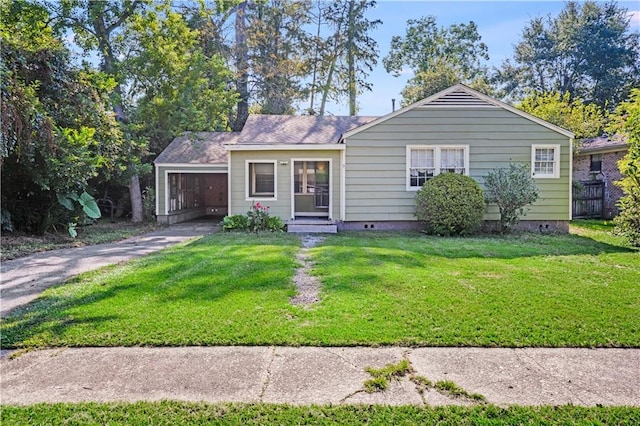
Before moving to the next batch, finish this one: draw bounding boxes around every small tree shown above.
[415,173,485,236]
[484,163,539,233]
[612,89,640,247]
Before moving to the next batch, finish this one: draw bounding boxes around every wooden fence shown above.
[573,181,604,219]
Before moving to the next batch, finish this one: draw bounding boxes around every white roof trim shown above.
[341,83,575,140]
[577,145,629,155]
[225,144,345,151]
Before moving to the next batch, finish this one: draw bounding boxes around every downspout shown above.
[154,163,160,217]
[227,151,232,215]
[569,138,574,220]
[340,141,346,222]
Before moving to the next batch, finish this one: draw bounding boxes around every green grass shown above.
[569,219,632,247]
[2,226,638,348]
[2,402,639,425]
[364,359,413,393]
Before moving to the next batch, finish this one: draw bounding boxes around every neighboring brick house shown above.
[574,135,628,218]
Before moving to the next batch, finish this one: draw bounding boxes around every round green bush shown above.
[415,173,485,235]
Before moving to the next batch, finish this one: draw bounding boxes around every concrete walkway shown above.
[1,346,638,406]
[0,223,217,318]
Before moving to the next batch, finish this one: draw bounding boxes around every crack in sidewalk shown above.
[259,346,277,401]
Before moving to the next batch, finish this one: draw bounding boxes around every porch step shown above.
[287,220,337,234]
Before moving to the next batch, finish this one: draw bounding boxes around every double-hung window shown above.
[407,145,469,190]
[247,161,276,199]
[531,145,560,178]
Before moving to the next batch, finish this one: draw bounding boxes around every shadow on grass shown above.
[318,231,635,260]
[0,233,300,348]
[0,281,133,348]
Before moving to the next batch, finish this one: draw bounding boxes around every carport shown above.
[154,132,238,225]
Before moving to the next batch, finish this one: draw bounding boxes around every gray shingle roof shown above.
[579,135,628,153]
[156,115,377,164]
[154,132,239,164]
[237,115,377,145]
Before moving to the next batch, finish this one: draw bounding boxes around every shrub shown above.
[266,215,285,232]
[142,186,156,220]
[484,163,540,232]
[415,173,485,236]
[612,89,640,247]
[614,189,640,246]
[222,203,284,232]
[222,214,250,231]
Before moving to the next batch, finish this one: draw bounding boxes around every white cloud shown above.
[628,11,640,29]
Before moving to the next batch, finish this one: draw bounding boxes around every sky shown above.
[328,0,640,116]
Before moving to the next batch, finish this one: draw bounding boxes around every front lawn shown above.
[2,226,638,348]
[2,402,638,425]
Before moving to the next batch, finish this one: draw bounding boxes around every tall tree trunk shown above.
[129,173,143,222]
[347,0,356,115]
[233,1,249,131]
[91,6,144,222]
[319,55,337,115]
[308,1,323,114]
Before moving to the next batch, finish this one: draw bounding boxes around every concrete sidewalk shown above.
[1,346,638,406]
[0,223,217,318]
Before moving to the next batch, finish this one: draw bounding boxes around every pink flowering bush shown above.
[222,202,284,232]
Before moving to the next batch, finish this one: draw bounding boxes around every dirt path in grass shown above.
[290,235,324,307]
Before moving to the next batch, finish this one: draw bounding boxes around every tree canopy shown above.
[496,1,640,108]
[517,92,608,140]
[383,16,490,104]
[1,0,128,232]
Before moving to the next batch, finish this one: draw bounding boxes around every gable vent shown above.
[421,89,497,108]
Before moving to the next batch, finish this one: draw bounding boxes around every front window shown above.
[532,145,560,178]
[407,145,469,190]
[247,161,276,198]
[409,148,435,188]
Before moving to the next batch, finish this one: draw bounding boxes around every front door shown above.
[294,161,329,217]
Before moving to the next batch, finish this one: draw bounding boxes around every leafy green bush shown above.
[415,173,485,235]
[614,190,640,246]
[266,215,285,232]
[484,163,539,232]
[142,186,156,220]
[612,89,640,247]
[222,214,250,231]
[222,203,284,232]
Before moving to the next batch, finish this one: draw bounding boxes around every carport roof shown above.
[154,132,239,164]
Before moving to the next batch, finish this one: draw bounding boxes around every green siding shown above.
[229,150,342,220]
[344,107,571,222]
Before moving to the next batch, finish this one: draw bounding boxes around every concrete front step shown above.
[287,223,338,234]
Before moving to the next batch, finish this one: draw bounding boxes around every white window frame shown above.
[406,145,470,191]
[245,160,277,200]
[531,145,560,179]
